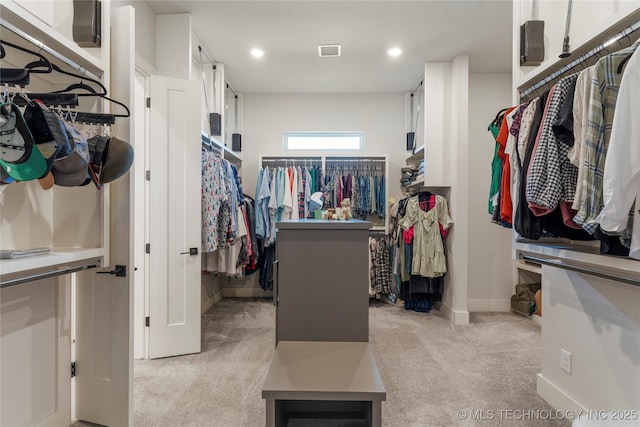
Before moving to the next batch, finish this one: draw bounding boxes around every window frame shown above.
[283,131,365,150]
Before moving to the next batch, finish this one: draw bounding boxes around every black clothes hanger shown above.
[0,39,53,74]
[49,63,107,96]
[489,108,509,130]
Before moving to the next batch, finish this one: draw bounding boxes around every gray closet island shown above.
[263,219,386,426]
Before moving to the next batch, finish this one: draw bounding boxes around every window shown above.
[284,132,364,150]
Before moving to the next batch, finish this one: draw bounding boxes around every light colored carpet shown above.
[72,298,567,426]
[127,298,569,427]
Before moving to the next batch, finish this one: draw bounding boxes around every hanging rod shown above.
[411,79,424,95]
[521,255,640,287]
[326,159,386,163]
[1,260,102,289]
[226,82,238,97]
[0,18,101,82]
[519,20,640,99]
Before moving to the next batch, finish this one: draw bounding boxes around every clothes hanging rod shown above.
[411,79,424,95]
[521,255,640,287]
[0,18,101,82]
[1,260,102,289]
[226,82,238,97]
[326,159,386,162]
[519,20,640,99]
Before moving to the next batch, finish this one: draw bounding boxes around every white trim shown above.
[537,374,588,412]
[284,131,364,150]
[437,302,470,325]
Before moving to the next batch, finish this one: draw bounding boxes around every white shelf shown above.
[405,145,425,163]
[517,7,640,92]
[223,146,243,164]
[0,247,106,276]
[516,259,542,275]
[0,1,105,76]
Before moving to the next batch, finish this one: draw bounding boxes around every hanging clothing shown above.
[596,48,640,260]
[283,167,293,219]
[398,195,452,278]
[526,74,579,220]
[570,66,595,211]
[574,42,639,236]
[201,151,230,253]
[291,167,299,220]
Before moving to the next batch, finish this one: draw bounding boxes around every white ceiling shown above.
[147,0,513,94]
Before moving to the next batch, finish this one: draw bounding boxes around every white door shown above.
[75,6,135,426]
[148,75,202,359]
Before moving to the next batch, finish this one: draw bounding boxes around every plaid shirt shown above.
[574,42,640,234]
[526,74,579,215]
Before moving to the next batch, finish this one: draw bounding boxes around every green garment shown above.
[488,122,502,215]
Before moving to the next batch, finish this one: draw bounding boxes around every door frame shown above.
[133,66,151,360]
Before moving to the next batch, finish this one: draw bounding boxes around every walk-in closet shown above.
[1,1,639,426]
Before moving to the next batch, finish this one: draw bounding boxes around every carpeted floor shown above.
[128,298,569,427]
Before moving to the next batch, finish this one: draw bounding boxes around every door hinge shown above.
[145,316,150,327]
[146,170,150,181]
[146,97,151,108]
[71,362,76,378]
[145,243,150,254]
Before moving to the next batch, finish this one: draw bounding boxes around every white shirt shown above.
[283,167,293,219]
[595,49,640,259]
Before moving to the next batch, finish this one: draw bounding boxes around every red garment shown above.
[403,226,415,244]
[496,107,516,224]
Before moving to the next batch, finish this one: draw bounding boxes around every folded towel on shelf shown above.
[0,247,51,259]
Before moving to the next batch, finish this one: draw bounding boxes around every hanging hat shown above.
[0,102,47,181]
[86,135,134,187]
[101,137,134,183]
[23,101,73,189]
[52,121,90,187]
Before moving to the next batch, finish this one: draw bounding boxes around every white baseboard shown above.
[222,287,273,298]
[467,299,511,312]
[438,302,470,325]
[537,373,587,412]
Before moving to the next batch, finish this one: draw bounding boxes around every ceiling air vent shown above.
[318,44,341,57]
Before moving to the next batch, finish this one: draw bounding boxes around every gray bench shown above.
[262,341,386,427]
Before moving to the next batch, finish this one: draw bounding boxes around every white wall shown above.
[242,93,405,199]
[112,0,157,68]
[538,266,640,411]
[516,0,640,82]
[467,73,515,311]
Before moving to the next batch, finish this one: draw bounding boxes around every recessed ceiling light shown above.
[387,47,402,57]
[250,48,265,58]
[318,44,341,57]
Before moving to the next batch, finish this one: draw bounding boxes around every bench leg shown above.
[265,398,275,427]
[372,400,382,427]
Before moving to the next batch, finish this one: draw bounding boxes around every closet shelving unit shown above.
[404,144,425,164]
[258,154,389,233]
[1,1,136,426]
[513,8,640,290]
[0,3,110,283]
[202,132,242,165]
[512,3,640,413]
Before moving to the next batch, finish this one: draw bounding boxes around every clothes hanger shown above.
[0,39,53,74]
[616,29,637,74]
